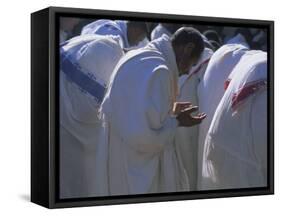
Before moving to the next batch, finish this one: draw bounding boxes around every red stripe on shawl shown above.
[231,79,267,109]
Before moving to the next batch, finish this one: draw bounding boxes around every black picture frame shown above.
[31,6,274,209]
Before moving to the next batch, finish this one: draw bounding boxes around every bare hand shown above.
[173,102,192,115]
[176,106,206,127]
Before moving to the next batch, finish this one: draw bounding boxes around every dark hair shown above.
[127,21,149,36]
[209,40,221,51]
[171,27,205,60]
[203,29,222,45]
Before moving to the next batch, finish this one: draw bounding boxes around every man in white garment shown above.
[81,19,149,49]
[201,50,267,190]
[197,41,249,189]
[60,35,124,198]
[151,26,214,190]
[100,27,206,195]
[175,47,213,190]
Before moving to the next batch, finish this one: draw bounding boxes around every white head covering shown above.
[77,37,124,86]
[81,19,129,48]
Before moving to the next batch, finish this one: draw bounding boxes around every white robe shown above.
[81,19,129,48]
[150,24,171,40]
[81,19,150,50]
[201,50,267,190]
[175,48,213,190]
[197,44,249,189]
[60,35,124,198]
[100,35,189,195]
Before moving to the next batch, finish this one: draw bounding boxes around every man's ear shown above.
[183,42,195,56]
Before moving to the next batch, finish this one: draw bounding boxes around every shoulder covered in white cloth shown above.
[81,19,128,48]
[100,35,179,155]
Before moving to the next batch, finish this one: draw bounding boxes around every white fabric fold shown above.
[197,43,249,189]
[175,47,213,190]
[200,50,267,190]
[100,35,189,195]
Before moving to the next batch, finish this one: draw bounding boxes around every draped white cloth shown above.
[175,48,213,190]
[100,35,189,195]
[200,50,267,190]
[81,19,129,48]
[60,35,124,198]
[197,44,249,189]
[151,24,172,40]
[81,19,150,49]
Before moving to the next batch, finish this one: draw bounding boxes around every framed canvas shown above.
[31,6,274,208]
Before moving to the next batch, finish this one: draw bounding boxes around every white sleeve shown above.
[131,65,178,154]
